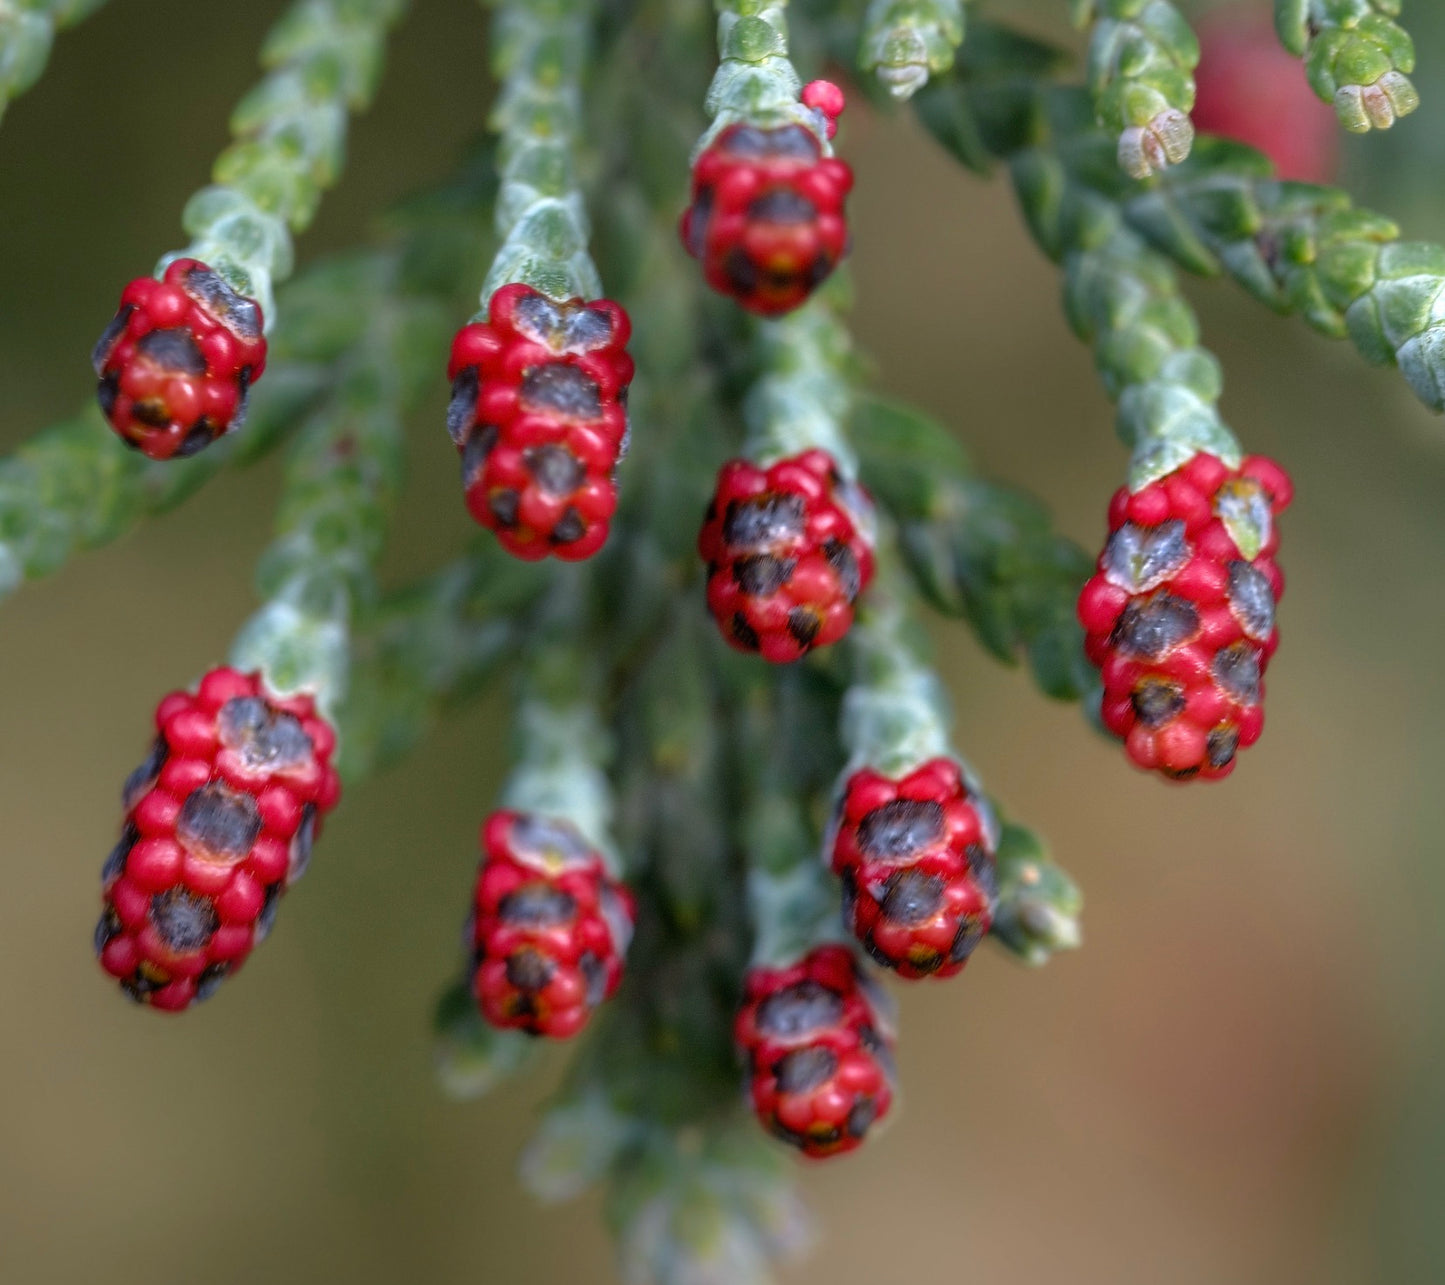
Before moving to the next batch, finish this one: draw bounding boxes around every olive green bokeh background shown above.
[4,3,1445,1282]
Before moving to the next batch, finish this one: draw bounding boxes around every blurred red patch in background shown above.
[1192,7,1339,183]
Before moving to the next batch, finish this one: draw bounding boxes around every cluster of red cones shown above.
[82,38,1304,1182]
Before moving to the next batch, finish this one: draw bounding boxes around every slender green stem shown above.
[168,0,407,322]
[340,545,545,782]
[850,395,1095,701]
[840,541,1000,870]
[498,592,625,873]
[745,291,861,473]
[229,251,442,717]
[478,0,602,306]
[841,546,955,777]
[731,664,845,969]
[0,0,109,124]
[844,547,1083,965]
[915,68,1242,487]
[702,0,829,152]
[0,373,322,606]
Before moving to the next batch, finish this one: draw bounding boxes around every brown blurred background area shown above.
[4,2,1445,1282]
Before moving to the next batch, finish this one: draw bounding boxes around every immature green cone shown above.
[1274,0,1419,132]
[859,0,965,100]
[990,823,1083,966]
[1075,0,1198,178]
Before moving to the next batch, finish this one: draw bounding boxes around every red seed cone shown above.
[1077,452,1293,781]
[829,758,997,979]
[446,283,634,561]
[468,810,635,1039]
[93,258,268,460]
[680,121,853,316]
[699,449,875,664]
[735,945,896,1158]
[95,668,340,1011]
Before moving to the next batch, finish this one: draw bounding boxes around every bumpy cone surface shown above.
[96,668,340,1011]
[680,122,853,316]
[93,258,267,461]
[734,945,896,1158]
[699,449,875,664]
[1078,452,1293,781]
[830,758,997,979]
[468,810,635,1039]
[446,284,634,561]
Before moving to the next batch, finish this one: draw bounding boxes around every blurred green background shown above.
[4,2,1445,1282]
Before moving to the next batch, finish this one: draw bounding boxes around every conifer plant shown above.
[3,0,1440,1278]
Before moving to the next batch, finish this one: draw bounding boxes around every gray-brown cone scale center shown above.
[775,1045,837,1094]
[1109,592,1200,661]
[217,696,313,776]
[150,888,219,952]
[878,868,946,925]
[499,883,578,928]
[1103,520,1190,594]
[180,264,262,344]
[519,363,602,420]
[756,980,845,1041]
[722,493,809,606]
[177,781,262,864]
[509,815,593,874]
[1226,561,1276,639]
[511,293,614,354]
[857,799,945,864]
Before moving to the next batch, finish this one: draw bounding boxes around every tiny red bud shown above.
[801,80,846,136]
